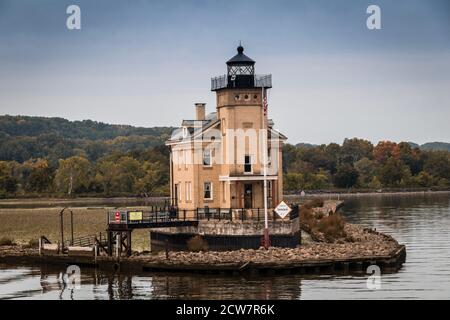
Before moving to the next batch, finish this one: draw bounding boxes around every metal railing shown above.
[64,232,107,248]
[108,204,299,225]
[108,210,174,225]
[211,74,272,90]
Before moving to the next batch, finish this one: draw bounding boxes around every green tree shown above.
[55,156,91,195]
[423,151,450,180]
[368,176,382,189]
[340,138,373,164]
[284,173,305,192]
[333,164,359,188]
[414,171,435,187]
[0,161,18,195]
[354,157,375,187]
[378,158,410,187]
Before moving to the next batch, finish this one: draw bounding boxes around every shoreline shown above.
[0,189,448,208]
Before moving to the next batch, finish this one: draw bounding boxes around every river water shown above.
[1,193,449,300]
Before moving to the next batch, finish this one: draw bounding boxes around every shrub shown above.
[315,214,346,241]
[0,237,16,246]
[303,198,324,209]
[26,238,40,248]
[187,235,209,252]
[300,206,316,231]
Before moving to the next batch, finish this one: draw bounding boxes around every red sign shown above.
[115,211,121,222]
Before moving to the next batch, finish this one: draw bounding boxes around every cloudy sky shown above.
[1,0,449,145]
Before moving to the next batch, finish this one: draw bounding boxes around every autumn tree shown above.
[23,159,54,192]
[373,141,400,165]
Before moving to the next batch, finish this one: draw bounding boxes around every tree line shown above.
[0,147,169,197]
[283,138,450,192]
[1,116,450,197]
[1,138,450,198]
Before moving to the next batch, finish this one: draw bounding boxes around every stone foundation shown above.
[150,218,300,251]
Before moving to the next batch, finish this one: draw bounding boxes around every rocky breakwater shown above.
[129,222,404,272]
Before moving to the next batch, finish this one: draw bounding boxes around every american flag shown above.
[263,91,268,116]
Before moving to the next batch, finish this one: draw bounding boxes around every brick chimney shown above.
[195,103,206,121]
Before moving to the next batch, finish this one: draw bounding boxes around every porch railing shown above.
[108,204,299,225]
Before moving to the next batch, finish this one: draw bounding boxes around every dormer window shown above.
[182,127,188,138]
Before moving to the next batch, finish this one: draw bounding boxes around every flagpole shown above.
[262,86,269,249]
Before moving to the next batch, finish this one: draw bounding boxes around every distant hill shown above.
[0,115,172,140]
[295,143,318,149]
[407,142,420,149]
[0,115,174,163]
[420,142,450,152]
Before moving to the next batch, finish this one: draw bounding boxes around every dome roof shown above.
[226,45,255,65]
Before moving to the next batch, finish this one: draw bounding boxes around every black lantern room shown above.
[211,44,272,91]
[226,44,255,88]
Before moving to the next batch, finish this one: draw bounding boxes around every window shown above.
[204,182,213,200]
[203,149,212,166]
[185,181,191,202]
[244,155,252,173]
[176,183,181,202]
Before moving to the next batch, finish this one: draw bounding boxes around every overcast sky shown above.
[1,0,449,145]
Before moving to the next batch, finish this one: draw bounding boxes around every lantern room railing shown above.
[211,74,272,91]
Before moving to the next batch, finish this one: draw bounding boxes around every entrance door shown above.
[244,184,253,209]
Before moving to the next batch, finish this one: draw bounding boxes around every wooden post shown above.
[107,231,113,256]
[117,233,121,258]
[60,210,64,252]
[165,239,169,260]
[70,210,74,246]
[127,231,132,257]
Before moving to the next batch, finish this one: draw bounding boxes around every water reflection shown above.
[0,265,304,300]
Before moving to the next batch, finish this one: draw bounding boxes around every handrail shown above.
[211,74,272,90]
[107,205,299,225]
